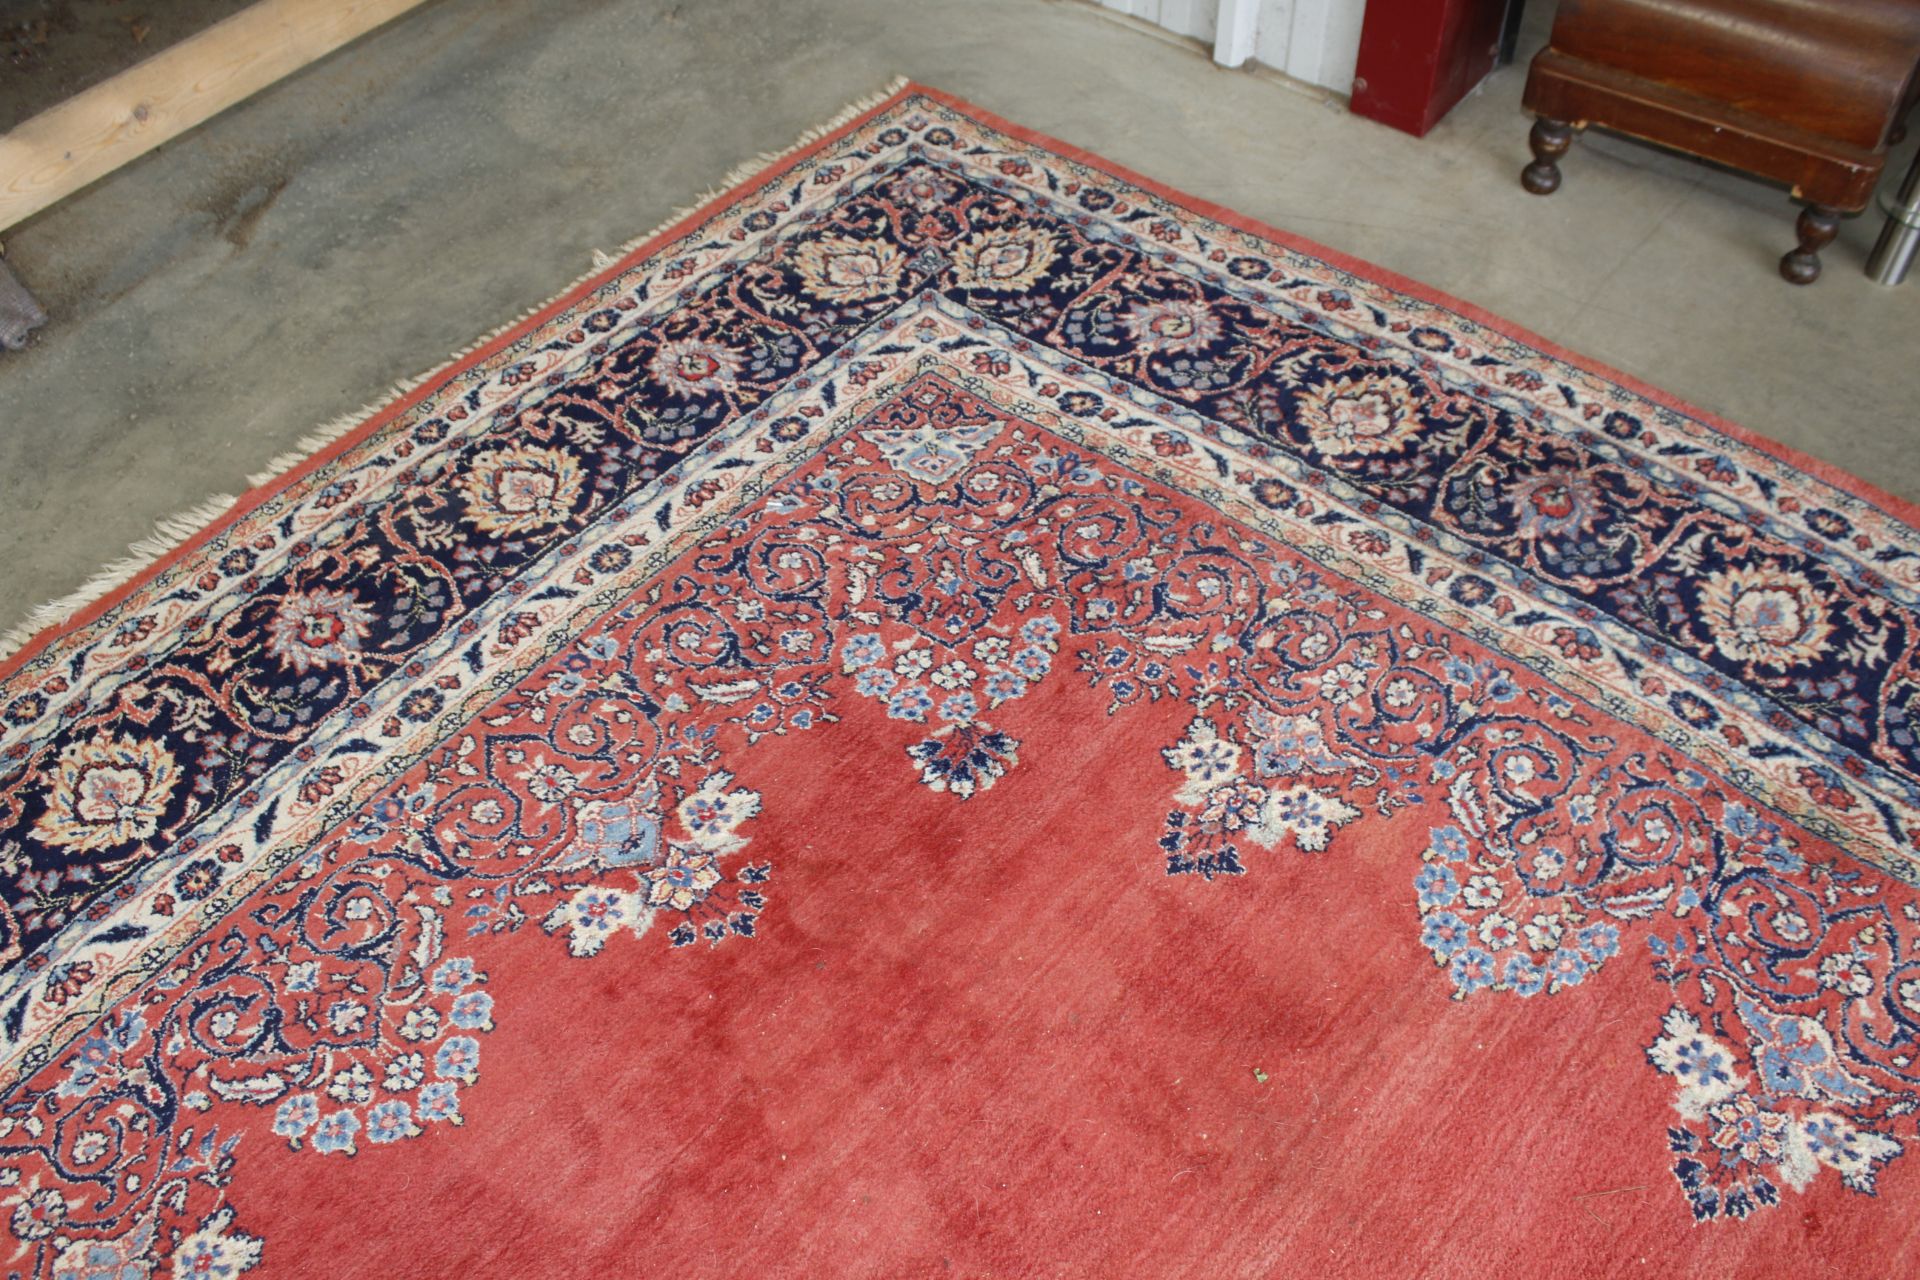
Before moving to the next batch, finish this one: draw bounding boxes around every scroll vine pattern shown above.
[0,376,1914,1275]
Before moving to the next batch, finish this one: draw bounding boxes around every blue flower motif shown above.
[983,671,1026,702]
[1576,922,1620,962]
[366,1100,418,1145]
[790,710,815,730]
[548,671,587,697]
[311,1110,360,1155]
[170,1238,237,1279]
[417,1080,461,1124]
[854,666,897,697]
[1666,1036,1734,1090]
[1427,826,1470,862]
[1019,616,1061,645]
[449,990,494,1030]
[72,1034,113,1071]
[1760,838,1804,875]
[1545,947,1591,989]
[284,961,319,993]
[1723,804,1765,840]
[274,1093,319,1138]
[1745,1000,1869,1102]
[887,685,933,721]
[1500,954,1546,996]
[1420,912,1471,958]
[842,633,886,669]
[940,692,979,723]
[581,635,620,662]
[1449,947,1496,995]
[1012,646,1052,679]
[570,888,633,934]
[1413,864,1460,907]
[435,1036,481,1084]
[430,957,475,995]
[1801,1114,1877,1169]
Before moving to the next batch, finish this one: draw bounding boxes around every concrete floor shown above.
[1,0,1917,640]
[2,0,259,128]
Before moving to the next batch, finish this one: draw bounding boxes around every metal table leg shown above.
[1866,146,1920,285]
[0,254,46,352]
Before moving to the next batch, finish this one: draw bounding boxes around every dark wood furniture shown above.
[1520,0,1920,283]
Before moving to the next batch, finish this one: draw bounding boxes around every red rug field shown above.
[2,83,1918,1276]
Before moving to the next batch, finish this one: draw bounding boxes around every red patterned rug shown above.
[3,81,1918,1277]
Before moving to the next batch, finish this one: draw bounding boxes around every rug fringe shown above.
[0,492,242,658]
[0,76,913,668]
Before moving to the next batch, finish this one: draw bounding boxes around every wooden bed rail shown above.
[0,0,432,235]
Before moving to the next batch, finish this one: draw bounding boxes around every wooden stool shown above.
[1519,0,1920,284]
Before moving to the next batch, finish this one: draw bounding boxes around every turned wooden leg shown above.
[1780,204,1841,284]
[1522,118,1573,195]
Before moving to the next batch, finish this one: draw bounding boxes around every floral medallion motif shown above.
[1123,297,1221,355]
[1697,564,1835,669]
[1295,372,1423,458]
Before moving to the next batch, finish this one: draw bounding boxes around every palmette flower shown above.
[791,233,906,304]
[648,336,744,398]
[457,444,585,537]
[266,587,377,673]
[1503,466,1613,539]
[950,225,1058,292]
[32,734,181,853]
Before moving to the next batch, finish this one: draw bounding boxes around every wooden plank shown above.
[1213,0,1262,67]
[0,0,430,233]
